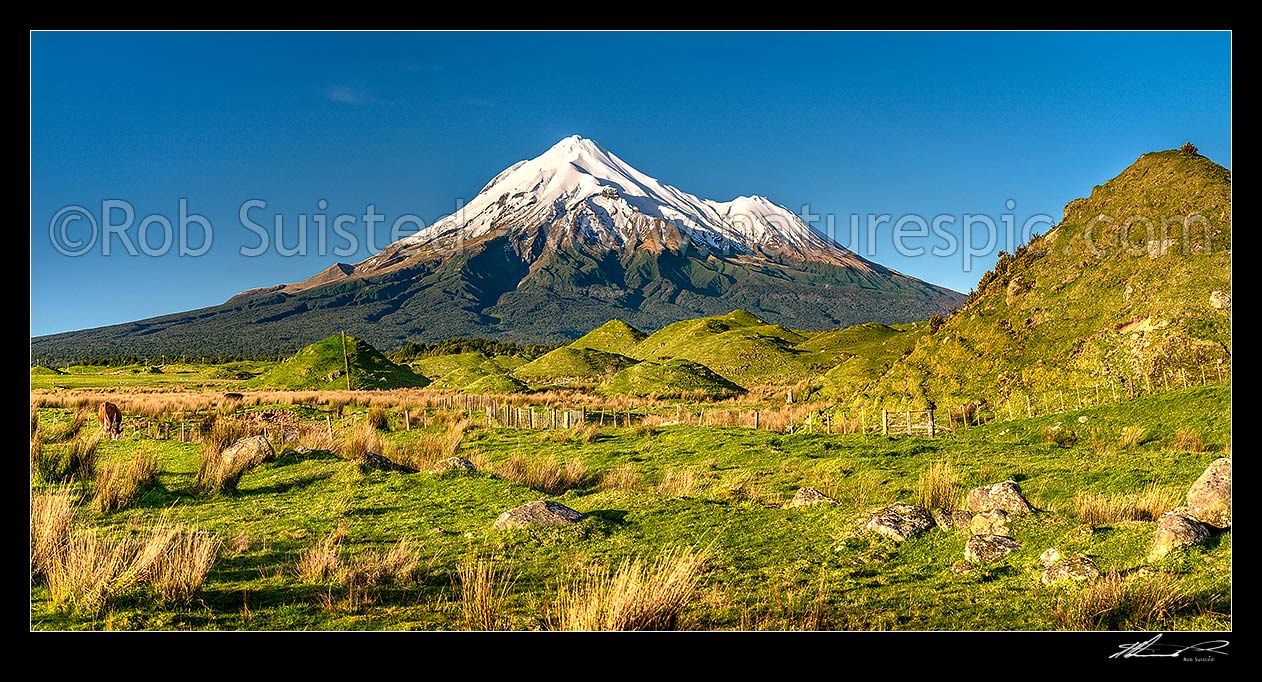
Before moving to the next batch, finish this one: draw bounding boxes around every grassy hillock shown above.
[567,319,647,355]
[512,347,638,387]
[598,358,746,399]
[250,335,429,390]
[629,310,818,387]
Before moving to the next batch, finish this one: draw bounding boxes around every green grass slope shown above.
[251,335,429,390]
[31,384,1229,630]
[511,347,638,387]
[862,148,1232,410]
[629,310,818,387]
[598,358,746,399]
[567,319,647,355]
[802,323,928,399]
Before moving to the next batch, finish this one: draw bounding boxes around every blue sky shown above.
[30,31,1231,337]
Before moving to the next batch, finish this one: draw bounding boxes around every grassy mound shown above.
[512,347,638,386]
[598,358,746,399]
[251,335,428,390]
[31,366,66,376]
[568,319,647,355]
[628,310,814,387]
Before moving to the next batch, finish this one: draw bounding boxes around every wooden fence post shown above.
[754,411,759,430]
[881,409,888,436]
[1026,394,1032,418]
[906,410,912,435]
[928,409,935,438]
[405,409,411,431]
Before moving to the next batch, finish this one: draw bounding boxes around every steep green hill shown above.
[860,148,1231,410]
[567,319,647,355]
[511,347,638,387]
[598,358,746,399]
[250,335,429,390]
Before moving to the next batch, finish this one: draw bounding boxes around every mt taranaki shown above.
[33,136,964,361]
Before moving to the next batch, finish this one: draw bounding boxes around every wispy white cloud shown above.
[324,86,377,105]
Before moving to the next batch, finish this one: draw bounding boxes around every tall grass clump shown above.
[457,555,517,631]
[133,526,221,605]
[31,489,75,578]
[915,459,960,509]
[338,420,384,461]
[365,407,390,431]
[1053,572,1192,630]
[1075,484,1183,524]
[44,531,140,614]
[296,528,346,583]
[551,545,711,631]
[92,448,160,513]
[492,454,590,494]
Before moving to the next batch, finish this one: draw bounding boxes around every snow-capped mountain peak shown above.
[397,135,859,266]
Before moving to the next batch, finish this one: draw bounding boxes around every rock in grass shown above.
[969,510,1012,537]
[221,435,275,468]
[493,500,586,529]
[1185,458,1231,528]
[786,487,836,508]
[1149,507,1212,561]
[965,481,1034,515]
[864,502,936,542]
[360,452,416,473]
[1209,290,1231,309]
[932,508,975,530]
[1039,549,1100,585]
[964,534,1021,563]
[432,456,477,473]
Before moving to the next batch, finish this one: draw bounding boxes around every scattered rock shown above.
[951,560,976,574]
[1124,283,1134,302]
[1077,415,1089,424]
[432,456,477,473]
[1039,548,1062,566]
[1185,458,1231,528]
[863,502,936,542]
[1148,507,1212,561]
[1040,550,1101,585]
[964,534,1021,563]
[492,500,586,529]
[1005,276,1030,304]
[786,486,837,508]
[969,510,1013,537]
[1209,290,1231,310]
[221,435,275,469]
[360,452,416,473]
[965,481,1035,515]
[932,508,974,530]
[294,445,312,455]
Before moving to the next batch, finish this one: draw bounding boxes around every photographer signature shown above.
[1110,634,1229,659]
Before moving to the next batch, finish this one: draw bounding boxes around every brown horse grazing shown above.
[97,402,122,440]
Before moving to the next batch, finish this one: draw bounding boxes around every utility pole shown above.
[341,330,352,391]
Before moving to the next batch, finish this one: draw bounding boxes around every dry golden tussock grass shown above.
[1053,571,1192,630]
[92,448,160,513]
[457,555,517,630]
[31,488,75,578]
[1074,484,1183,524]
[492,454,591,494]
[915,459,961,510]
[551,545,711,631]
